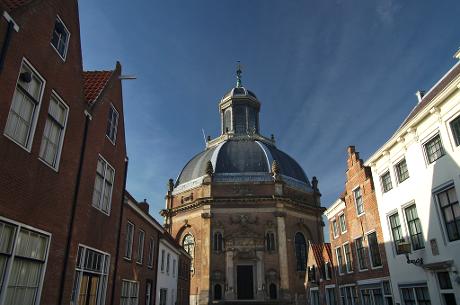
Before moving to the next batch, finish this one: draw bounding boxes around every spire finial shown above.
[236,61,242,88]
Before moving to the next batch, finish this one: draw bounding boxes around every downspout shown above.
[58,110,92,305]
[110,156,129,305]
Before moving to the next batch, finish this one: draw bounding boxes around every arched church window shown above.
[269,283,277,300]
[183,234,195,271]
[223,109,232,133]
[294,232,307,271]
[233,105,246,134]
[213,231,224,252]
[214,284,222,300]
[266,232,276,251]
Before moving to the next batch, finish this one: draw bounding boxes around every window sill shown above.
[371,265,383,270]
[3,132,32,153]
[123,256,132,261]
[358,268,369,272]
[106,134,117,146]
[38,157,59,172]
[50,42,68,62]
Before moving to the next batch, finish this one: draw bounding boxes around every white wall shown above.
[367,64,460,305]
[156,238,179,305]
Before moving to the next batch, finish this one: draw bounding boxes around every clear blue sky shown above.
[79,0,460,222]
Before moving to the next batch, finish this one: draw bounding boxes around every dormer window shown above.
[51,16,70,60]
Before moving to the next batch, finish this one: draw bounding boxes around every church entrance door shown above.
[237,265,254,300]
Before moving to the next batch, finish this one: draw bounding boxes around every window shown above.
[147,237,154,268]
[92,156,115,214]
[355,237,368,270]
[124,222,134,259]
[361,288,384,305]
[172,259,176,277]
[354,187,364,215]
[159,288,167,305]
[4,61,45,149]
[223,108,232,133]
[324,262,332,280]
[436,186,460,241]
[307,266,317,282]
[182,234,195,271]
[389,213,405,254]
[340,286,358,305]
[266,231,276,251]
[343,243,353,273]
[326,287,336,305]
[269,283,277,300]
[381,171,393,193]
[0,220,50,305]
[50,16,70,59]
[136,230,144,264]
[214,284,222,300]
[424,134,445,164]
[437,272,456,305]
[383,281,393,305]
[160,249,165,272]
[405,205,424,250]
[121,280,139,305]
[395,158,409,183]
[332,220,339,238]
[336,247,344,274]
[166,253,170,274]
[39,94,68,169]
[310,289,319,305]
[294,232,307,271]
[401,286,431,305]
[106,105,119,144]
[146,281,152,305]
[71,245,110,305]
[450,115,460,146]
[367,232,382,268]
[213,231,224,252]
[339,214,347,233]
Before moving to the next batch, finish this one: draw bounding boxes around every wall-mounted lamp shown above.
[398,242,423,266]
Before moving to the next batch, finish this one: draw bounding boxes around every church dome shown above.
[174,139,311,192]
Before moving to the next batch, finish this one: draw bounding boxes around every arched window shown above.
[213,231,223,252]
[295,232,307,271]
[183,234,195,271]
[269,283,277,299]
[214,284,222,300]
[233,105,246,133]
[223,109,232,133]
[266,232,276,251]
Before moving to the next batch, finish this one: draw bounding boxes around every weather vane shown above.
[236,61,242,88]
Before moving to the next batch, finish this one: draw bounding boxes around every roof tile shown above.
[82,70,113,104]
[1,0,34,11]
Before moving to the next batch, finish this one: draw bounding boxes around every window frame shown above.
[106,104,119,145]
[136,230,145,265]
[92,155,115,215]
[388,212,405,255]
[124,222,134,260]
[394,158,410,184]
[404,204,425,251]
[366,231,383,268]
[449,114,460,147]
[342,242,353,273]
[160,249,165,273]
[354,236,368,271]
[332,220,339,238]
[120,279,139,305]
[0,216,51,305]
[147,237,154,268]
[3,58,46,152]
[265,231,276,251]
[213,230,224,253]
[423,133,445,164]
[335,246,344,275]
[50,15,71,61]
[339,213,347,233]
[353,186,365,216]
[400,285,431,305]
[38,91,69,171]
[435,185,460,242]
[380,170,393,193]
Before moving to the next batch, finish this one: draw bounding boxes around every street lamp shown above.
[397,242,423,266]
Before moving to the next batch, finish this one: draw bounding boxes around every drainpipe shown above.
[58,110,92,305]
[110,156,129,305]
[0,12,19,72]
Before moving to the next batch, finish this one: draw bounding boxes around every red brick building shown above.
[324,146,393,305]
[0,0,128,304]
[305,242,337,305]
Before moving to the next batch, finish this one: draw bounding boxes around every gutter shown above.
[58,110,92,305]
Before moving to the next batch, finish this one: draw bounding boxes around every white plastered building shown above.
[366,51,460,305]
[156,237,180,305]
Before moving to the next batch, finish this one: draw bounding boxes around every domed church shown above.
[162,68,325,305]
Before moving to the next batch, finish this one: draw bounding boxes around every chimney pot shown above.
[415,90,425,104]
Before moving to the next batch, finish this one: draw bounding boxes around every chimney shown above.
[347,145,355,156]
[454,48,460,60]
[415,90,425,104]
[138,198,150,214]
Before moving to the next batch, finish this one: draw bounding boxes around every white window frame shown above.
[422,132,445,165]
[136,230,145,264]
[335,247,344,275]
[399,284,431,305]
[38,90,69,171]
[166,252,170,274]
[121,279,139,305]
[339,285,358,305]
[124,222,134,260]
[160,249,165,272]
[3,58,46,152]
[354,236,368,271]
[353,186,365,216]
[0,216,51,305]
[92,155,115,215]
[71,244,110,305]
[172,259,176,278]
[394,157,409,184]
[50,15,71,61]
[147,237,154,268]
[342,242,353,273]
[380,170,393,193]
[339,213,347,233]
[106,104,119,145]
[365,230,383,269]
[332,220,339,238]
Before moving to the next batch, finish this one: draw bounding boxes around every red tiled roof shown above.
[1,0,33,11]
[310,242,332,270]
[399,61,460,130]
[82,70,113,104]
